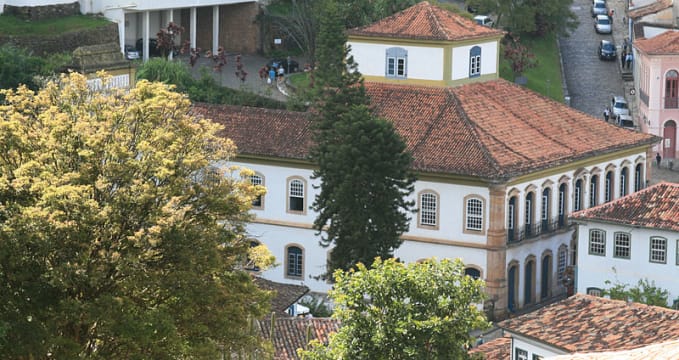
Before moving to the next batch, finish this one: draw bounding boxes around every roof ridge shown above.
[426,3,452,40]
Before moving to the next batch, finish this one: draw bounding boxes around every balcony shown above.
[507,216,571,244]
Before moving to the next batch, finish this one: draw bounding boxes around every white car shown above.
[474,15,494,27]
[611,96,630,118]
[594,15,612,34]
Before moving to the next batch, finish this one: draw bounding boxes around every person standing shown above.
[621,51,626,68]
[625,52,633,69]
[656,152,662,167]
[603,107,610,122]
[268,67,276,85]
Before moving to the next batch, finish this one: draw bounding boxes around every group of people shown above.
[621,39,633,69]
[258,63,286,85]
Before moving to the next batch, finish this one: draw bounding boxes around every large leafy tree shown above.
[300,258,490,359]
[469,0,577,35]
[310,0,415,276]
[0,73,272,359]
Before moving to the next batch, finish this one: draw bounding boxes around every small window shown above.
[590,175,599,207]
[470,46,481,77]
[249,174,264,208]
[557,245,568,281]
[589,229,606,256]
[287,177,306,214]
[419,191,438,227]
[613,232,631,259]
[574,179,583,211]
[464,267,481,279]
[605,171,614,202]
[286,245,303,278]
[385,47,407,78]
[587,287,603,296]
[620,167,629,197]
[533,355,544,360]
[650,237,667,263]
[515,348,528,360]
[465,198,483,231]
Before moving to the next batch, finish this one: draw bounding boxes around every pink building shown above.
[635,30,679,161]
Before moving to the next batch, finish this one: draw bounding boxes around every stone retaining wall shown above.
[3,2,80,21]
[0,22,119,56]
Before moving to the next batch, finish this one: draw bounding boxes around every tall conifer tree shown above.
[310,0,415,276]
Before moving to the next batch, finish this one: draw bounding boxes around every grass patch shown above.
[288,72,311,89]
[500,32,564,102]
[0,14,111,36]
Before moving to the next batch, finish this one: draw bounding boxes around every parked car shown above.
[591,0,607,17]
[473,15,494,27]
[136,38,161,58]
[611,96,630,118]
[594,14,612,34]
[124,45,140,60]
[266,58,300,73]
[617,114,635,129]
[598,39,616,60]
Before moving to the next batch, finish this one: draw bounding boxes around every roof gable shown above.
[347,1,503,41]
[499,294,679,353]
[635,30,679,54]
[570,182,679,232]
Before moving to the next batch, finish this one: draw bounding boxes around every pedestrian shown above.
[625,52,633,69]
[656,152,662,167]
[621,51,626,68]
[622,39,628,54]
[268,67,276,85]
[277,66,285,80]
[608,9,614,20]
[603,107,610,122]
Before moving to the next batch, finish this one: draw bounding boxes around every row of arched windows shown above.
[507,245,569,311]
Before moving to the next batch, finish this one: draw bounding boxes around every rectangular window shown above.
[420,193,437,226]
[614,232,631,259]
[605,177,611,202]
[541,195,548,220]
[397,58,406,76]
[589,177,597,207]
[466,198,483,231]
[557,247,567,280]
[559,191,565,215]
[515,348,528,360]
[287,247,303,277]
[650,237,667,263]
[525,199,532,225]
[574,186,581,211]
[589,230,605,256]
[470,55,481,76]
[289,179,305,212]
[587,287,603,296]
[249,175,263,208]
[620,173,627,197]
[508,204,515,229]
[387,57,395,76]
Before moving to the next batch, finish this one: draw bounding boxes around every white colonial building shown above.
[191,2,659,318]
[570,181,679,305]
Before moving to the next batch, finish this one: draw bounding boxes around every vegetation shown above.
[0,14,110,35]
[468,0,577,36]
[0,73,273,358]
[603,278,675,308]
[0,44,71,92]
[299,258,490,359]
[310,0,415,277]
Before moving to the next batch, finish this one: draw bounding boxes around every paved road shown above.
[560,0,627,118]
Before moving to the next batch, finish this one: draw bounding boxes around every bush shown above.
[136,58,193,92]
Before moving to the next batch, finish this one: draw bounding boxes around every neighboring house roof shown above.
[635,29,679,54]
[499,294,679,353]
[192,80,658,182]
[628,0,672,20]
[570,181,679,232]
[468,335,511,360]
[347,1,503,41]
[549,339,679,359]
[256,318,341,360]
[253,277,310,317]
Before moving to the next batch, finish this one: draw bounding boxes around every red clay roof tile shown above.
[347,1,503,41]
[257,318,341,360]
[635,30,679,54]
[469,335,511,360]
[570,181,679,232]
[628,0,672,20]
[499,294,679,353]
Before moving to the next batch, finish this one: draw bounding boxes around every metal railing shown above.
[507,216,571,244]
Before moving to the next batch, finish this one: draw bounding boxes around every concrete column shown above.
[167,9,174,60]
[143,10,150,62]
[190,7,197,50]
[212,5,220,54]
[485,183,508,320]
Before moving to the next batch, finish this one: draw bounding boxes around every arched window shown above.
[249,173,264,209]
[286,245,304,278]
[634,163,643,192]
[508,196,518,242]
[469,46,481,77]
[558,183,568,227]
[386,47,407,78]
[419,191,438,228]
[574,179,583,212]
[464,196,485,232]
[590,174,599,207]
[665,70,679,108]
[619,167,629,197]
[464,267,481,279]
[541,254,552,300]
[541,188,551,232]
[589,229,606,256]
[524,258,535,305]
[287,177,306,214]
[525,192,534,237]
[605,170,614,202]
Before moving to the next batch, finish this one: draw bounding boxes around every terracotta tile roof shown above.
[347,1,503,41]
[499,294,679,353]
[468,335,511,360]
[628,0,672,20]
[570,182,679,232]
[192,80,659,181]
[253,277,309,317]
[190,103,313,161]
[256,318,341,360]
[550,339,679,359]
[635,29,679,54]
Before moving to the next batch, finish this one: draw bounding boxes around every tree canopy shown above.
[299,258,490,359]
[0,73,272,359]
[310,0,415,276]
[469,0,577,36]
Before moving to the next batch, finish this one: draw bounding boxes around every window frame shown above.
[619,167,629,197]
[385,47,407,79]
[613,232,631,259]
[515,348,528,360]
[286,176,307,215]
[249,173,265,210]
[463,195,486,234]
[589,229,606,256]
[587,287,603,296]
[418,190,439,229]
[650,236,667,264]
[285,244,304,279]
[469,46,482,77]
[590,174,599,207]
[557,245,568,281]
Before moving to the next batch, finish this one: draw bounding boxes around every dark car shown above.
[136,38,161,57]
[598,40,617,60]
[267,58,300,73]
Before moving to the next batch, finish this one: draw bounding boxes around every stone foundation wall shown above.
[3,2,80,21]
[0,22,119,56]
[219,2,261,54]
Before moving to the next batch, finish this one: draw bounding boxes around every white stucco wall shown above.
[451,41,498,80]
[575,221,679,306]
[348,41,445,81]
[512,334,565,359]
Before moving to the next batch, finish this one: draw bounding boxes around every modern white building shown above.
[190,1,660,320]
[571,181,679,305]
